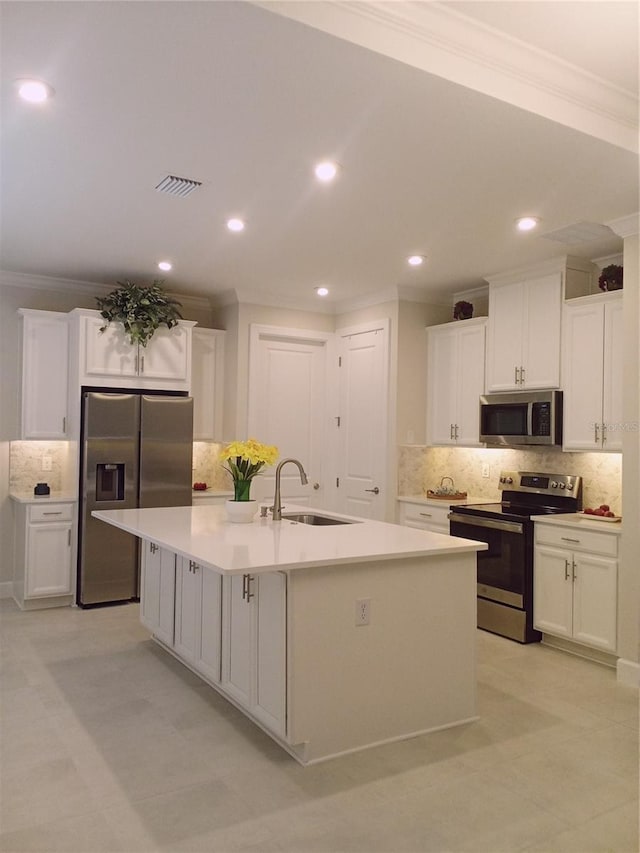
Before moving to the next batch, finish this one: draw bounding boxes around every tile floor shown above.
[0,599,637,853]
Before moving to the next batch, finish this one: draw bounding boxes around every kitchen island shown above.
[93,504,486,764]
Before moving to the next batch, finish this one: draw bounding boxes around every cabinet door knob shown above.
[313,482,320,490]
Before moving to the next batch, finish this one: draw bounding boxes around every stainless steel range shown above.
[448,470,582,643]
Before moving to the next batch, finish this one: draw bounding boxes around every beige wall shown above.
[619,233,639,668]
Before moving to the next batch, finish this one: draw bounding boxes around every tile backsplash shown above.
[398,445,622,514]
[192,442,231,491]
[9,441,72,493]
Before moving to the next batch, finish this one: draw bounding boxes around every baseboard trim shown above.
[616,658,640,688]
[0,581,14,599]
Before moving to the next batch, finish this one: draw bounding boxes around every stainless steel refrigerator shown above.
[78,391,193,605]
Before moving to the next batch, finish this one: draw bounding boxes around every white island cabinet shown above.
[94,504,486,765]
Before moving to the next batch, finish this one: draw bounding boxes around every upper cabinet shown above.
[485,257,594,393]
[19,309,69,439]
[561,293,623,452]
[69,309,194,392]
[426,318,487,446]
[486,274,562,391]
[191,327,225,440]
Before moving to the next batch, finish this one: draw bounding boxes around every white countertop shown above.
[531,512,623,534]
[92,504,487,575]
[10,491,77,504]
[397,494,489,507]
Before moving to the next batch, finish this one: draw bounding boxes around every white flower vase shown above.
[225,499,258,523]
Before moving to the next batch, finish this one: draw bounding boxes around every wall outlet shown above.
[481,462,490,479]
[42,456,52,472]
[355,598,370,626]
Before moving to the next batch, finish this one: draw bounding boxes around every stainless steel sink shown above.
[282,513,354,526]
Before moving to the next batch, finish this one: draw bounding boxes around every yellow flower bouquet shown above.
[220,438,279,501]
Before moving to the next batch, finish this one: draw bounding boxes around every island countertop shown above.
[92,504,487,575]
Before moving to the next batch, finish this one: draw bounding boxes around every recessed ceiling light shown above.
[315,286,329,297]
[516,216,540,232]
[314,161,339,183]
[226,218,245,232]
[17,79,54,103]
[407,255,425,266]
[158,261,172,272]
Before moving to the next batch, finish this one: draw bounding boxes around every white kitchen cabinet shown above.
[12,501,75,609]
[191,327,225,440]
[173,556,222,683]
[140,541,176,647]
[70,309,194,392]
[486,273,562,391]
[534,521,618,653]
[221,571,287,737]
[561,293,623,451]
[141,546,222,682]
[426,318,486,446]
[18,309,69,439]
[397,499,451,534]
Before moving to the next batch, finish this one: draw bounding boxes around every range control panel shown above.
[498,470,581,495]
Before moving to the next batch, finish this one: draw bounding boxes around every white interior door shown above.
[247,326,330,509]
[336,321,389,520]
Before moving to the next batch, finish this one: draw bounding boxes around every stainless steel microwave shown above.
[479,390,563,446]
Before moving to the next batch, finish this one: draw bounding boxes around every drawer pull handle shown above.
[419,512,433,518]
[561,537,580,544]
[564,559,570,580]
[42,511,62,516]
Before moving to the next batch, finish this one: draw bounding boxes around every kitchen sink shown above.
[282,513,354,526]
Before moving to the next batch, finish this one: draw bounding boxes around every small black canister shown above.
[34,483,50,496]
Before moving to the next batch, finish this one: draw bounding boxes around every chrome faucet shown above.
[271,458,308,520]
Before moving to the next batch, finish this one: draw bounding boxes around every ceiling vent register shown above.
[540,221,614,245]
[154,174,202,198]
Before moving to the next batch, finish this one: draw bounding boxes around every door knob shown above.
[313,482,320,490]
[365,486,380,495]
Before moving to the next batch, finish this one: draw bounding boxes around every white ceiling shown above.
[1,1,637,312]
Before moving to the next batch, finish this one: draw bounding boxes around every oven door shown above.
[449,512,527,608]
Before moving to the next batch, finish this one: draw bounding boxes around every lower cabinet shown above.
[140,541,285,737]
[174,556,222,683]
[397,499,451,534]
[141,542,176,647]
[12,501,75,608]
[221,572,287,737]
[534,523,618,653]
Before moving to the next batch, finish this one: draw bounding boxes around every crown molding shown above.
[221,287,337,315]
[0,269,212,313]
[211,283,452,316]
[608,213,639,238]
[255,1,638,153]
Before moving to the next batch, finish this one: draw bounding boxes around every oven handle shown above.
[448,512,524,535]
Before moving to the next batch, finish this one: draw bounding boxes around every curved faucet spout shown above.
[272,458,308,520]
